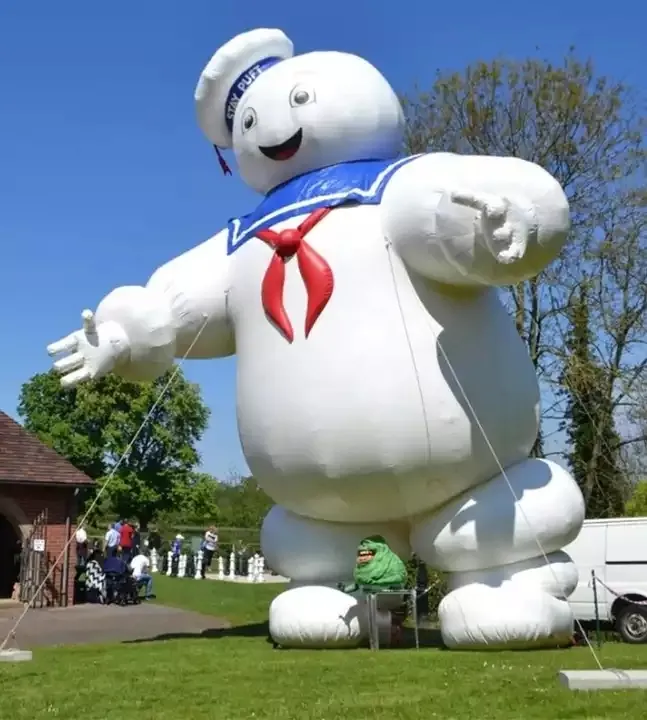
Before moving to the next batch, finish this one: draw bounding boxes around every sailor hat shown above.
[195,28,294,153]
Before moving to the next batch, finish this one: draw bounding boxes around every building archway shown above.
[0,496,30,600]
[0,496,30,541]
[0,513,21,598]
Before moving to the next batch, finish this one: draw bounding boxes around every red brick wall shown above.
[0,484,77,607]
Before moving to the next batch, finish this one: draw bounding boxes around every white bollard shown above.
[150,548,158,574]
[229,551,236,580]
[247,555,255,583]
[218,556,225,580]
[256,555,265,583]
[166,551,173,576]
[251,553,259,582]
[194,550,203,580]
[178,554,186,578]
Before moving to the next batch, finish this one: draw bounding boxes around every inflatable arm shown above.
[47,230,234,387]
[380,153,570,288]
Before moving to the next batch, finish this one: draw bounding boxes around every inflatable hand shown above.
[47,310,129,388]
[450,190,531,265]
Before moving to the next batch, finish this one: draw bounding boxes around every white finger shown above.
[82,309,96,335]
[450,191,486,212]
[60,367,92,389]
[47,333,79,357]
[451,191,507,220]
[495,226,526,263]
[492,226,513,245]
[53,352,85,375]
[483,198,507,221]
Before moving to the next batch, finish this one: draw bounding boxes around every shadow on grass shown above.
[122,623,445,650]
[122,621,271,645]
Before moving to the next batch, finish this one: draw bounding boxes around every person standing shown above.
[132,524,141,552]
[85,550,107,604]
[75,527,88,568]
[103,523,120,557]
[171,534,184,577]
[201,526,218,579]
[119,519,135,564]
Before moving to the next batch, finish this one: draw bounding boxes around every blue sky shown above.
[1,1,644,478]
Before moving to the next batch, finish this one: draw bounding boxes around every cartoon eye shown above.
[289,86,315,108]
[241,108,257,133]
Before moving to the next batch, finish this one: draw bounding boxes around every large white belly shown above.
[229,205,539,522]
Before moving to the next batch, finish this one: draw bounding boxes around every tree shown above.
[17,371,108,480]
[625,481,647,517]
[215,475,274,529]
[559,285,626,516]
[403,52,646,460]
[175,472,222,525]
[18,369,210,527]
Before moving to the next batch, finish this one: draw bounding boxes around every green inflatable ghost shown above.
[339,535,407,594]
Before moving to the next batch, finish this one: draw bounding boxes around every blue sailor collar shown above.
[226,155,420,255]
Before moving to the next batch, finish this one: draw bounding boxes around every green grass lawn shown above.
[1,576,646,720]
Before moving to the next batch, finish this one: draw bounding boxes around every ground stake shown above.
[0,649,32,663]
[558,669,647,690]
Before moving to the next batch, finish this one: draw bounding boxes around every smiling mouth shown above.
[259,129,303,161]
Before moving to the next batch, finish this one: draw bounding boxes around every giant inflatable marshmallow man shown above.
[48,29,585,649]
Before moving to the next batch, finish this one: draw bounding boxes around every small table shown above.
[365,588,419,650]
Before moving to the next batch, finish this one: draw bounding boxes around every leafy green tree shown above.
[625,481,647,517]
[18,369,209,528]
[18,370,108,479]
[559,285,626,516]
[215,475,274,529]
[176,472,222,525]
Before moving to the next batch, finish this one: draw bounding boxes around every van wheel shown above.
[616,604,647,644]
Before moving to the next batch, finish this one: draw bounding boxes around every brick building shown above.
[0,411,94,606]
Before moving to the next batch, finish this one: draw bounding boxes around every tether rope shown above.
[0,314,210,652]
[3,234,614,671]
[384,241,605,670]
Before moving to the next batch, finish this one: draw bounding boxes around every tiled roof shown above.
[0,411,94,487]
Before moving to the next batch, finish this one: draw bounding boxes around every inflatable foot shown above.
[269,585,390,649]
[439,583,574,649]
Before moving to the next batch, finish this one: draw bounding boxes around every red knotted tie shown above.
[256,208,334,343]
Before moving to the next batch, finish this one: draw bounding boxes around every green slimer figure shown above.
[338,535,407,594]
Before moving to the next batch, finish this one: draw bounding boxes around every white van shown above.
[563,516,647,643]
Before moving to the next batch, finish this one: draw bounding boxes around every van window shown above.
[607,523,647,564]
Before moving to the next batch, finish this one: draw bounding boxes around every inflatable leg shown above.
[410,458,585,649]
[262,506,409,648]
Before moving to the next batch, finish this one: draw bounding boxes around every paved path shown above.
[0,603,229,649]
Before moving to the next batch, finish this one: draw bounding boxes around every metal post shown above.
[591,569,602,649]
[367,594,379,650]
[62,493,72,607]
[411,588,420,650]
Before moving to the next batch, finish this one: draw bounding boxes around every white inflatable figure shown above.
[47,28,585,649]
